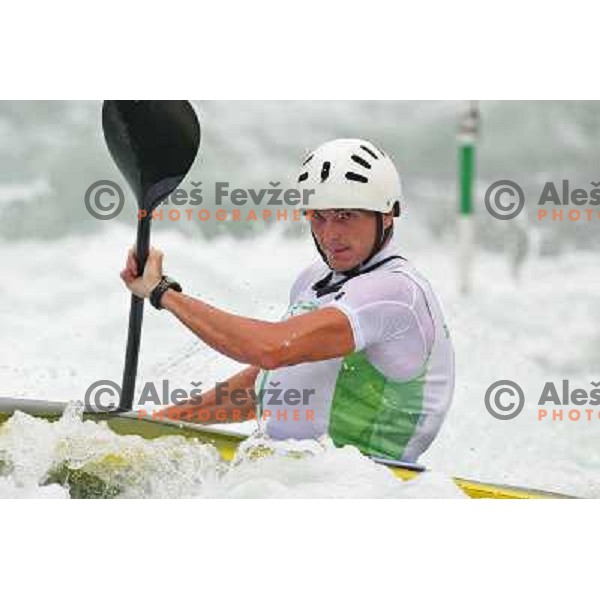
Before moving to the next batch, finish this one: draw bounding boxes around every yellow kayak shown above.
[0,397,572,499]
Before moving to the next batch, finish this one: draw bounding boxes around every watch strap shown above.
[149,276,183,310]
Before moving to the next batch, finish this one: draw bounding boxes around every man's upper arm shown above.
[264,306,355,368]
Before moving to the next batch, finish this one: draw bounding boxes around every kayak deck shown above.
[0,398,573,499]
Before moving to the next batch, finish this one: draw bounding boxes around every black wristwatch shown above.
[150,276,183,310]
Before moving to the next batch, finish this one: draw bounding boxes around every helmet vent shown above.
[320,161,331,182]
[302,153,314,166]
[345,172,368,183]
[298,172,309,182]
[359,145,379,160]
[351,154,371,169]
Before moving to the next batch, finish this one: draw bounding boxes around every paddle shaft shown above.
[119,216,152,411]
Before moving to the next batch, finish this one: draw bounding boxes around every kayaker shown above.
[120,138,455,463]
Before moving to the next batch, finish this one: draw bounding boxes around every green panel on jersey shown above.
[329,352,426,460]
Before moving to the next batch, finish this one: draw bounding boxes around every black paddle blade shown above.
[101,101,200,413]
[102,101,200,211]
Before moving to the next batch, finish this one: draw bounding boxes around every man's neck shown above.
[331,240,396,277]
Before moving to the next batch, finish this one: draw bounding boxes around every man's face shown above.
[309,209,392,271]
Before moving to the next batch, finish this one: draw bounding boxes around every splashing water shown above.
[0,403,224,498]
[0,403,466,498]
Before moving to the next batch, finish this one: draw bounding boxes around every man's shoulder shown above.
[371,257,434,294]
[338,259,432,308]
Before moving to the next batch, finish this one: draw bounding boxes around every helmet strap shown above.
[312,213,393,275]
[355,213,393,272]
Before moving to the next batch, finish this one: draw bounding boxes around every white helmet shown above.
[297,138,403,216]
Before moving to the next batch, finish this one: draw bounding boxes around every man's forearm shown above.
[159,288,354,370]
[161,289,278,368]
[158,365,260,425]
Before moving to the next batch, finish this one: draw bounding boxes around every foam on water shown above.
[199,435,466,499]
[0,403,466,498]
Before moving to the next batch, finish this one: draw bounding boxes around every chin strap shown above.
[311,211,399,299]
[312,213,394,276]
[312,212,402,277]
[362,213,394,270]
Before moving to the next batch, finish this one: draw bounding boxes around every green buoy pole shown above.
[458,101,479,295]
